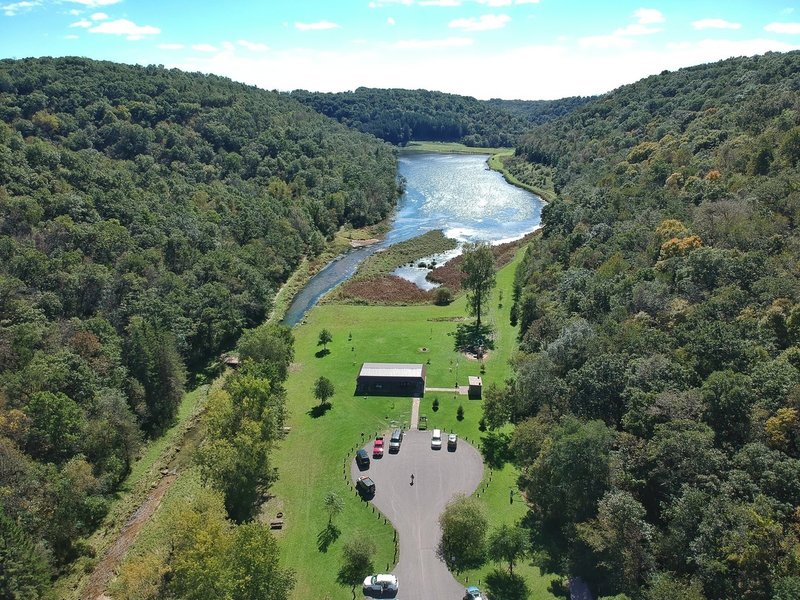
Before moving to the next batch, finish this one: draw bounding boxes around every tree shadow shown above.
[486,569,530,600]
[315,348,331,358]
[453,322,495,353]
[308,402,332,418]
[317,522,340,553]
[480,430,512,469]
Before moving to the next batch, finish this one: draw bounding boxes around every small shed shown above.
[468,376,483,399]
[357,362,426,396]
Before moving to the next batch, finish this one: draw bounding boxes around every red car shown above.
[373,435,384,457]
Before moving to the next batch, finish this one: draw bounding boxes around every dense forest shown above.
[497,51,800,599]
[291,87,591,147]
[0,56,398,596]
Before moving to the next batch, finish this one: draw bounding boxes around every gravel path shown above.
[351,430,484,600]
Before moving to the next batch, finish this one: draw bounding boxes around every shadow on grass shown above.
[480,430,512,469]
[315,348,331,358]
[317,522,340,553]
[308,402,332,418]
[453,322,495,353]
[485,569,530,600]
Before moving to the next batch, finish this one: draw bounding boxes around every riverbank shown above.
[268,222,389,324]
[487,152,556,203]
[399,140,556,203]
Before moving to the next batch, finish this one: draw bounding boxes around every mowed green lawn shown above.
[273,247,559,599]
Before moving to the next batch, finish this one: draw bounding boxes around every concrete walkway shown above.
[425,386,470,395]
[410,397,420,429]
[352,430,483,600]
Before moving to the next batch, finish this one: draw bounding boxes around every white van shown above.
[431,428,442,450]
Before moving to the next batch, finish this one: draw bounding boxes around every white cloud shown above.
[514,0,540,3]
[89,18,160,40]
[90,11,108,20]
[765,22,800,34]
[692,18,741,30]
[168,34,800,102]
[393,36,473,48]
[2,1,39,16]
[192,43,218,52]
[635,8,664,24]
[419,0,461,4]
[70,18,91,28]
[159,43,184,50]
[579,7,664,48]
[65,0,121,6]
[449,13,510,31]
[295,20,340,31]
[477,0,512,6]
[579,34,636,50]
[237,39,269,51]
[387,16,395,25]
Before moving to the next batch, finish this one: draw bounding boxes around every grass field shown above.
[400,140,512,155]
[272,246,560,599]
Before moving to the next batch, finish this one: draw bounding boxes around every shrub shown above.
[434,287,453,306]
[457,405,464,421]
[432,398,439,412]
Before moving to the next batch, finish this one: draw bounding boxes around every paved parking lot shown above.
[351,429,484,600]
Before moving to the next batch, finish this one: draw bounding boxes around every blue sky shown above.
[1,0,799,99]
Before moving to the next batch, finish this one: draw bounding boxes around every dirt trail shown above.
[82,396,208,600]
[83,472,177,600]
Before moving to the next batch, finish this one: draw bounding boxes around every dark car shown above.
[389,428,403,453]
[356,475,376,498]
[356,448,370,469]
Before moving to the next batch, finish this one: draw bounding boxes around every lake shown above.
[281,152,544,327]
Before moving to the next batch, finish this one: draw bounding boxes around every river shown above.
[281,152,544,327]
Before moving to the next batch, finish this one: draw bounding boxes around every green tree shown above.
[461,241,496,332]
[439,493,487,570]
[314,376,335,406]
[317,328,333,352]
[0,504,50,600]
[196,380,279,522]
[337,537,376,599]
[237,323,295,383]
[487,523,530,575]
[701,369,754,448]
[124,316,186,434]
[227,523,295,600]
[23,391,86,462]
[577,490,655,595]
[434,286,454,306]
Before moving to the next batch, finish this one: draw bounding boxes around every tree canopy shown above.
[0,56,397,589]
[503,50,800,600]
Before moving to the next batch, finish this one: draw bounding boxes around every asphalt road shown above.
[351,429,484,600]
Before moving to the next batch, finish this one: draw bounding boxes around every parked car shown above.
[356,475,375,498]
[373,436,384,457]
[464,585,486,600]
[431,428,442,450]
[356,448,370,469]
[447,433,458,450]
[363,573,399,594]
[389,428,403,453]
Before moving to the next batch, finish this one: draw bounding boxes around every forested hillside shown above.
[0,56,398,595]
[498,51,800,599]
[292,87,590,147]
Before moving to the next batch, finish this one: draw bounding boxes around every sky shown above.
[1,0,800,100]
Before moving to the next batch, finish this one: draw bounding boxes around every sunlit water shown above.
[282,153,544,327]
